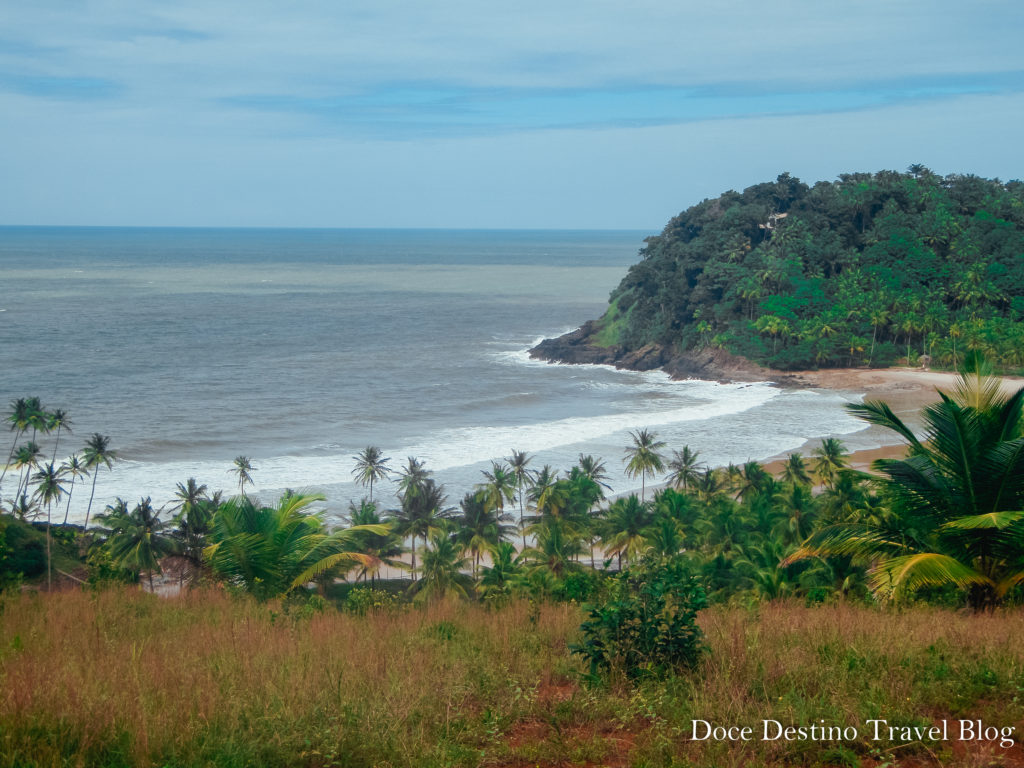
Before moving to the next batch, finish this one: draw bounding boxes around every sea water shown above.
[0,227,871,523]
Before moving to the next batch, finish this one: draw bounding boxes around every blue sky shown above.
[2,1,1023,229]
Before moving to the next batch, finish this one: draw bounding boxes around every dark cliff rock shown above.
[529,325,803,385]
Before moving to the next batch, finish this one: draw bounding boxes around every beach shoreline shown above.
[758,366,1023,474]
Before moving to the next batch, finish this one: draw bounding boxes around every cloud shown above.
[0,73,121,100]
[1,1,1023,225]
[218,70,1024,139]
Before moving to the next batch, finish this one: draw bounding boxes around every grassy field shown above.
[1,588,1023,767]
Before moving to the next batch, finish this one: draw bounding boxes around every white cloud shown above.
[2,1,1023,225]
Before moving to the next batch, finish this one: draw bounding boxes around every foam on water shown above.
[1,228,882,525]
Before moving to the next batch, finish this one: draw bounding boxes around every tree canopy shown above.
[595,168,1024,370]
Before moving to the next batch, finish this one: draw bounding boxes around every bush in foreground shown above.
[573,555,706,681]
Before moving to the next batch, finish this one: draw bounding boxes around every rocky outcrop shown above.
[529,325,803,385]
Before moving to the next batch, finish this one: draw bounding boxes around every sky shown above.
[2,1,1024,230]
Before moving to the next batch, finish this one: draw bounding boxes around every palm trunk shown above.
[84,472,99,530]
[0,429,23,489]
[51,426,63,464]
[518,486,526,550]
[62,478,75,525]
[46,503,52,591]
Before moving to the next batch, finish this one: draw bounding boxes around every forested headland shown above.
[533,168,1024,374]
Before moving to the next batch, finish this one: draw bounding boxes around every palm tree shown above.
[812,438,848,490]
[455,490,513,577]
[788,360,1024,609]
[169,478,213,583]
[527,465,558,517]
[666,446,704,490]
[205,492,384,599]
[644,513,686,559]
[623,428,666,501]
[47,408,72,463]
[344,500,405,584]
[95,498,177,591]
[1,398,32,493]
[59,454,89,525]
[10,492,40,522]
[32,462,66,590]
[171,478,209,518]
[773,482,815,545]
[351,446,391,502]
[409,532,472,602]
[25,397,49,442]
[390,468,449,580]
[781,453,812,487]
[529,471,571,522]
[507,449,535,549]
[82,433,117,530]
[600,494,653,570]
[735,461,774,504]
[694,467,727,505]
[395,456,429,496]
[11,441,43,503]
[478,541,524,601]
[230,456,255,497]
[477,461,516,533]
[576,454,612,493]
[519,517,586,580]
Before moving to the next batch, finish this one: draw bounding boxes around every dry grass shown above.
[1,589,1023,767]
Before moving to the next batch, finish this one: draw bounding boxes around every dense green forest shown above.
[599,167,1024,370]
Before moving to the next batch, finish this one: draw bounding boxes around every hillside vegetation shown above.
[599,168,1024,370]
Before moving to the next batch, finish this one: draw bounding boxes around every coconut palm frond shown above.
[869,553,990,599]
[941,510,1024,530]
[846,400,922,449]
[291,551,376,589]
[784,524,905,566]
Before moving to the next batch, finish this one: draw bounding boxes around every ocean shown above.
[1,226,874,524]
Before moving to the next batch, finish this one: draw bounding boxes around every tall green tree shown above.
[95,497,177,591]
[812,438,848,490]
[389,464,449,580]
[205,492,383,599]
[507,449,535,549]
[59,454,88,525]
[1,398,33,494]
[169,478,215,583]
[600,495,654,569]
[47,408,71,463]
[32,462,66,590]
[409,532,472,602]
[230,456,255,497]
[789,362,1024,609]
[82,433,118,530]
[11,441,43,505]
[666,446,704,490]
[456,489,513,577]
[351,446,391,503]
[344,500,405,584]
[623,429,666,501]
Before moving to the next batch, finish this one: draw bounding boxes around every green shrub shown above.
[344,586,401,615]
[572,556,706,681]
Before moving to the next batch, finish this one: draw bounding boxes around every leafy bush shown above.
[572,556,706,681]
[345,586,402,615]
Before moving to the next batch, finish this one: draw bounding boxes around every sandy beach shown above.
[761,366,1024,473]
